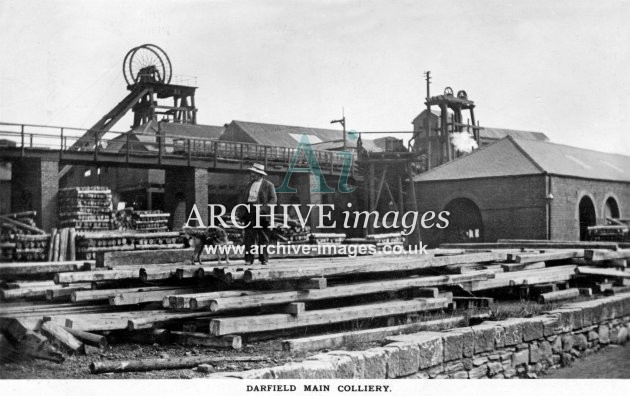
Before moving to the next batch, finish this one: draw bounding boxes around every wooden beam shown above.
[244,252,506,282]
[62,327,108,348]
[538,288,580,303]
[471,265,576,291]
[281,316,466,352]
[576,267,630,278]
[190,271,493,312]
[110,287,207,306]
[40,321,83,354]
[169,331,241,349]
[0,261,93,277]
[508,250,582,263]
[209,297,451,336]
[501,261,546,272]
[586,249,630,261]
[55,269,138,284]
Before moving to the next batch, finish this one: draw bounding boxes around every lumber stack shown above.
[115,209,171,233]
[75,231,184,260]
[309,232,346,244]
[0,212,50,262]
[58,187,114,232]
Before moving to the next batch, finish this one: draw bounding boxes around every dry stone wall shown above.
[211,293,630,379]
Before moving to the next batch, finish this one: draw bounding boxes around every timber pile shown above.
[58,187,114,231]
[115,209,170,233]
[3,240,630,367]
[75,231,184,260]
[343,232,406,249]
[309,232,346,244]
[0,212,50,262]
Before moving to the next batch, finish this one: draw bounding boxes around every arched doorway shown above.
[604,197,620,219]
[443,198,483,243]
[578,196,596,241]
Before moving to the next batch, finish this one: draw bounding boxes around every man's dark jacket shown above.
[239,178,277,216]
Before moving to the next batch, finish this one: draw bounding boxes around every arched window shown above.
[604,197,620,220]
[578,196,596,241]
[443,198,483,243]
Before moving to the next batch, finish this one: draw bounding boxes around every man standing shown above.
[239,163,277,264]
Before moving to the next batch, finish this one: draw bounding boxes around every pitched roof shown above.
[480,127,549,142]
[104,121,224,153]
[414,136,630,183]
[225,120,382,152]
[135,120,225,139]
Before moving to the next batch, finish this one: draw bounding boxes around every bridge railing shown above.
[0,122,354,173]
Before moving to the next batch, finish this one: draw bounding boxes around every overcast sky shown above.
[1,0,629,154]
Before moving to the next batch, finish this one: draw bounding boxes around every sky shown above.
[0,0,629,154]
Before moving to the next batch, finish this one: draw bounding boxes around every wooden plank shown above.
[0,261,93,277]
[209,297,451,336]
[501,261,546,272]
[55,269,139,284]
[190,271,493,312]
[538,288,581,303]
[40,321,83,353]
[585,249,630,262]
[575,267,630,278]
[45,284,92,301]
[68,228,76,261]
[72,286,190,303]
[110,287,207,306]
[62,327,108,348]
[58,228,68,262]
[471,265,576,291]
[169,331,241,349]
[244,252,507,282]
[127,311,216,331]
[508,250,582,264]
[1,284,70,300]
[281,316,466,352]
[444,241,619,250]
[47,229,57,262]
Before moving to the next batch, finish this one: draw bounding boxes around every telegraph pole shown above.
[330,108,346,150]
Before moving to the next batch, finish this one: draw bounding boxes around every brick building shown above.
[413,136,630,247]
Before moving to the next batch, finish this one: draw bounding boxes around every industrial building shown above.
[414,135,630,247]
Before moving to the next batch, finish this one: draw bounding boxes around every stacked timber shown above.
[343,232,406,250]
[115,209,170,233]
[271,215,310,244]
[75,231,184,260]
[58,187,114,231]
[309,232,346,244]
[0,212,50,262]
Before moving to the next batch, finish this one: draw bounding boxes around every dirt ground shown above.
[0,340,298,379]
[543,343,630,379]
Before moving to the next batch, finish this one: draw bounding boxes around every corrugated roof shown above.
[414,136,630,183]
[226,120,382,152]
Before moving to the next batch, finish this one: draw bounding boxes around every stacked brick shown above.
[58,187,114,231]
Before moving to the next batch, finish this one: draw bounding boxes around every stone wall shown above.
[211,293,630,379]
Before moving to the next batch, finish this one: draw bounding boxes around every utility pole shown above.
[330,108,346,150]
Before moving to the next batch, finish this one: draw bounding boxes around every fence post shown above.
[213,142,218,168]
[240,144,244,168]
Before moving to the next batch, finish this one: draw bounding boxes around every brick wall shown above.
[549,176,630,240]
[11,158,58,231]
[415,175,547,247]
[211,293,630,379]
